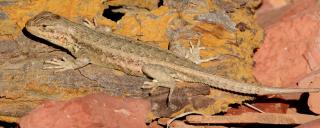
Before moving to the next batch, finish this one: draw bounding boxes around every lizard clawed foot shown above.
[82,18,96,30]
[142,80,160,93]
[186,40,221,64]
[82,18,112,33]
[142,80,176,108]
[44,57,79,72]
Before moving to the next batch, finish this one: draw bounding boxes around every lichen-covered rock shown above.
[111,0,264,117]
[0,0,264,120]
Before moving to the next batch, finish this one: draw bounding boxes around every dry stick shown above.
[243,103,265,113]
[186,113,320,125]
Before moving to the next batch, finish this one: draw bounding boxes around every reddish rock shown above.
[149,121,163,128]
[254,0,319,87]
[257,0,291,14]
[253,0,320,113]
[298,36,320,113]
[19,93,151,128]
[256,0,292,27]
[298,71,320,114]
[296,118,320,128]
[226,102,289,115]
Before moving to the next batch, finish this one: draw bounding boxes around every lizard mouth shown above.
[50,34,69,45]
[25,23,70,49]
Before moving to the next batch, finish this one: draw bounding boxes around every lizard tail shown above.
[183,69,320,95]
[255,86,320,95]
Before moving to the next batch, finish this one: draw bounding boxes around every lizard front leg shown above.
[141,64,179,107]
[44,57,90,72]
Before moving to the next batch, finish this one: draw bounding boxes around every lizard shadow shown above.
[22,27,74,57]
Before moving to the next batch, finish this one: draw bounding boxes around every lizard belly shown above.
[88,52,145,76]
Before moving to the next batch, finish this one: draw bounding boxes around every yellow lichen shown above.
[0,0,109,38]
[104,0,159,10]
[0,116,17,123]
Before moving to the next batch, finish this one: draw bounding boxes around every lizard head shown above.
[25,11,79,52]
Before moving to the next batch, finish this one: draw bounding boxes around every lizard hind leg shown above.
[169,39,221,64]
[141,64,178,106]
[186,39,221,64]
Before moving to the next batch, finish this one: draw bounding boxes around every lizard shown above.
[25,11,320,105]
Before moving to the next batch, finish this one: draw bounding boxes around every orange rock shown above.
[254,0,320,113]
[18,93,151,128]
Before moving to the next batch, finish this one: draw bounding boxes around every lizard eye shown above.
[42,25,47,28]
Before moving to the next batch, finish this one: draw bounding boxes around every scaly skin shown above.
[25,11,320,101]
